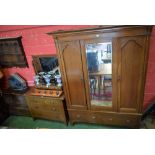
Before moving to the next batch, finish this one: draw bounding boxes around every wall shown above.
[0,25,155,110]
[143,26,155,109]
[0,25,95,86]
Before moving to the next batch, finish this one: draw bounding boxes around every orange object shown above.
[31,88,63,97]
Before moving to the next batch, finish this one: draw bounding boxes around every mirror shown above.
[32,55,62,88]
[86,42,112,107]
[32,55,60,75]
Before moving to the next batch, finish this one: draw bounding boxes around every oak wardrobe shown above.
[48,26,152,128]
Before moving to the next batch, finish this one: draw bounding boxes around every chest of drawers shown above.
[25,89,67,125]
[2,90,30,116]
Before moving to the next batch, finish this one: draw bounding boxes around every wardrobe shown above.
[48,26,152,128]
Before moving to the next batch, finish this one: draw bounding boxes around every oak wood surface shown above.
[58,40,87,109]
[49,26,152,128]
[25,88,67,124]
[68,109,141,128]
[117,36,147,113]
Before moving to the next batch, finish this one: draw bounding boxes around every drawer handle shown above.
[126,120,130,123]
[109,118,113,121]
[92,116,96,119]
[76,114,81,118]
[52,107,56,111]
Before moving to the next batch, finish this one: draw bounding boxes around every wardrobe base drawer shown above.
[68,109,141,128]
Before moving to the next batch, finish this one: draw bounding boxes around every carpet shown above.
[1,116,125,129]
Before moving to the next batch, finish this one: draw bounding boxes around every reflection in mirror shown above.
[86,42,112,107]
[32,55,60,75]
[32,55,62,88]
[39,57,59,73]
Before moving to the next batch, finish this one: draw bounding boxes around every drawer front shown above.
[41,99,63,112]
[26,96,63,110]
[26,96,61,103]
[30,109,44,118]
[26,96,48,104]
[30,108,65,122]
[68,110,141,128]
[42,103,64,112]
[69,111,88,122]
[29,103,64,113]
[42,111,65,121]
[26,95,66,123]
[26,96,39,104]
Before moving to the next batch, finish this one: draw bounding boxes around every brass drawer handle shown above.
[92,116,96,119]
[109,118,113,121]
[52,107,56,111]
[76,114,81,118]
[51,101,59,104]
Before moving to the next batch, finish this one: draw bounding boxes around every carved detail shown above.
[62,44,69,53]
[121,40,142,49]
[120,37,143,110]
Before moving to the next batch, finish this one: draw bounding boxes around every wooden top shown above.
[47,25,152,36]
[2,87,65,100]
[25,87,65,100]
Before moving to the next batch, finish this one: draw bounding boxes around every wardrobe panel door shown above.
[59,41,87,109]
[118,36,146,113]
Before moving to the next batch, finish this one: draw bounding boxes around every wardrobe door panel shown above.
[118,36,146,113]
[59,41,87,109]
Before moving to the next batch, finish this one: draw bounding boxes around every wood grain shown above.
[49,26,152,128]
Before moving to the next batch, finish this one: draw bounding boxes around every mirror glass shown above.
[32,55,60,75]
[32,55,62,88]
[86,42,112,107]
[39,57,59,73]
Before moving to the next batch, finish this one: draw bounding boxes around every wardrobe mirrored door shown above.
[85,42,112,107]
